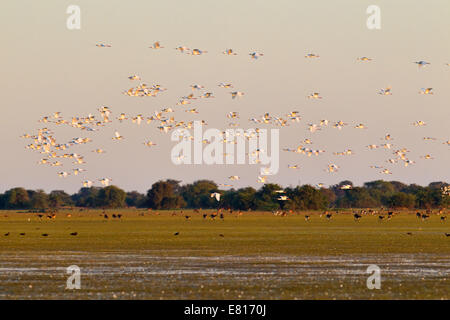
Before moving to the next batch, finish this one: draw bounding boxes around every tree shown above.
[363,180,395,205]
[221,187,257,210]
[319,188,336,207]
[285,185,329,210]
[428,181,449,190]
[180,180,218,208]
[335,187,378,208]
[254,184,283,211]
[147,180,185,209]
[330,180,354,199]
[4,188,30,209]
[98,185,126,208]
[49,190,73,209]
[389,181,407,192]
[125,191,147,208]
[165,179,182,194]
[386,192,416,209]
[0,180,448,211]
[71,187,102,207]
[402,184,446,208]
[30,189,49,210]
[235,187,257,210]
[0,193,6,209]
[414,187,445,209]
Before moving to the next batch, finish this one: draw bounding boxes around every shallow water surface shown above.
[0,251,448,299]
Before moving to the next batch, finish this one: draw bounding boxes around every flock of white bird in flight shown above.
[20,41,449,190]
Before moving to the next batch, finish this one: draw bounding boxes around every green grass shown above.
[0,209,449,299]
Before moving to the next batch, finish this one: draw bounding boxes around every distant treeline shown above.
[0,180,448,211]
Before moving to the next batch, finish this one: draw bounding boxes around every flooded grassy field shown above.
[0,209,449,299]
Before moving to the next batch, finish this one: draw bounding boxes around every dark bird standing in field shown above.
[70,232,78,236]
[174,232,179,236]
[354,213,362,221]
[185,215,191,220]
[19,233,26,236]
[4,232,10,236]
[440,216,447,222]
[41,233,49,237]
[219,234,224,237]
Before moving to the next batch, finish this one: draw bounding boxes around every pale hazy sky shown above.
[1,0,449,193]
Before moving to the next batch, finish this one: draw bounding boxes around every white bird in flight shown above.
[230,91,245,99]
[223,49,237,55]
[414,60,430,67]
[257,176,267,183]
[112,131,124,140]
[143,140,157,147]
[378,87,392,95]
[149,41,164,49]
[326,164,339,173]
[191,49,207,55]
[175,46,190,53]
[83,180,93,188]
[190,84,204,90]
[357,57,373,62]
[99,178,112,186]
[307,92,323,99]
[210,192,221,201]
[419,88,433,95]
[413,120,426,127]
[72,168,86,175]
[249,52,263,60]
[219,83,233,89]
